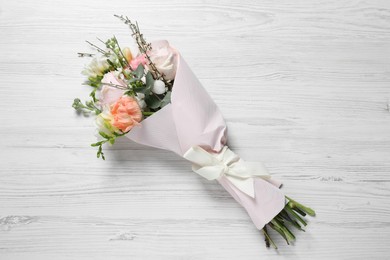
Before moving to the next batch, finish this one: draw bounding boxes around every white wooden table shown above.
[1,0,390,259]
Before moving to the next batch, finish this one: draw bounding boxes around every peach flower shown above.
[111,96,143,132]
[122,47,133,63]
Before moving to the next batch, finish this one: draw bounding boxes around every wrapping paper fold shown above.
[127,53,285,229]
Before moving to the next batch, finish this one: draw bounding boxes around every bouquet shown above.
[73,15,315,249]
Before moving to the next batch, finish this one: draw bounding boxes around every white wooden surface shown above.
[1,0,390,259]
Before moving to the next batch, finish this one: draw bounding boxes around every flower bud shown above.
[152,80,166,95]
[123,47,133,62]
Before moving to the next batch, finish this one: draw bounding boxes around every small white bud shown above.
[152,80,166,95]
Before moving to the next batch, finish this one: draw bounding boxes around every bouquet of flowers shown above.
[73,15,315,249]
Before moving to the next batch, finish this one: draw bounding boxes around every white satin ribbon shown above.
[183,145,273,198]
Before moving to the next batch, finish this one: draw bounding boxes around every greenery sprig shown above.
[91,131,126,160]
[262,196,315,249]
[98,36,129,69]
[72,98,101,115]
[114,14,173,89]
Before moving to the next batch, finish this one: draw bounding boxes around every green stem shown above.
[268,222,289,244]
[113,36,130,67]
[284,204,307,226]
[286,196,316,216]
[272,218,295,243]
[142,111,154,116]
[261,196,315,249]
[101,82,128,90]
[86,40,107,55]
[262,226,277,249]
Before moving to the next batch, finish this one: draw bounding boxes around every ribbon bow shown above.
[183,146,276,198]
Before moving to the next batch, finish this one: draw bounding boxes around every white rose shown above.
[148,40,178,81]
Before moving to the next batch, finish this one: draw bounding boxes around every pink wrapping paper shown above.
[127,53,285,229]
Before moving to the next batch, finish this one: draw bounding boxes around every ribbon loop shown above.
[183,145,272,198]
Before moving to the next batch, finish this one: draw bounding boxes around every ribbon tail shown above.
[192,165,224,180]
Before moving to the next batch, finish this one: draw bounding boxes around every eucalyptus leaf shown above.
[134,83,149,94]
[145,94,161,109]
[133,64,144,78]
[127,78,138,83]
[145,71,155,88]
[160,91,171,108]
[135,71,154,95]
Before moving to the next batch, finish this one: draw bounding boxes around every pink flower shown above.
[130,54,148,70]
[111,96,143,132]
[148,40,178,80]
[100,72,126,106]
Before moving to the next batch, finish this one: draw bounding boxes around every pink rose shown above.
[100,72,126,106]
[130,54,148,70]
[148,40,178,80]
[111,96,142,132]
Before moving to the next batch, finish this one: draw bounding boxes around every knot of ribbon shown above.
[183,146,274,198]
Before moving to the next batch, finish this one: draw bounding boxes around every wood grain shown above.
[0,0,390,259]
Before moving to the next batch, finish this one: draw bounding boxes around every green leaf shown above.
[160,91,171,108]
[91,141,103,147]
[145,94,161,109]
[133,71,154,95]
[133,64,144,78]
[134,86,152,96]
[90,89,98,102]
[106,59,117,70]
[132,81,148,94]
[145,71,154,88]
[99,131,112,139]
[97,145,105,160]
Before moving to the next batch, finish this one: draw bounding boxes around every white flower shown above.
[113,68,125,80]
[148,40,178,81]
[99,72,126,106]
[152,80,166,95]
[95,107,119,139]
[82,56,110,79]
